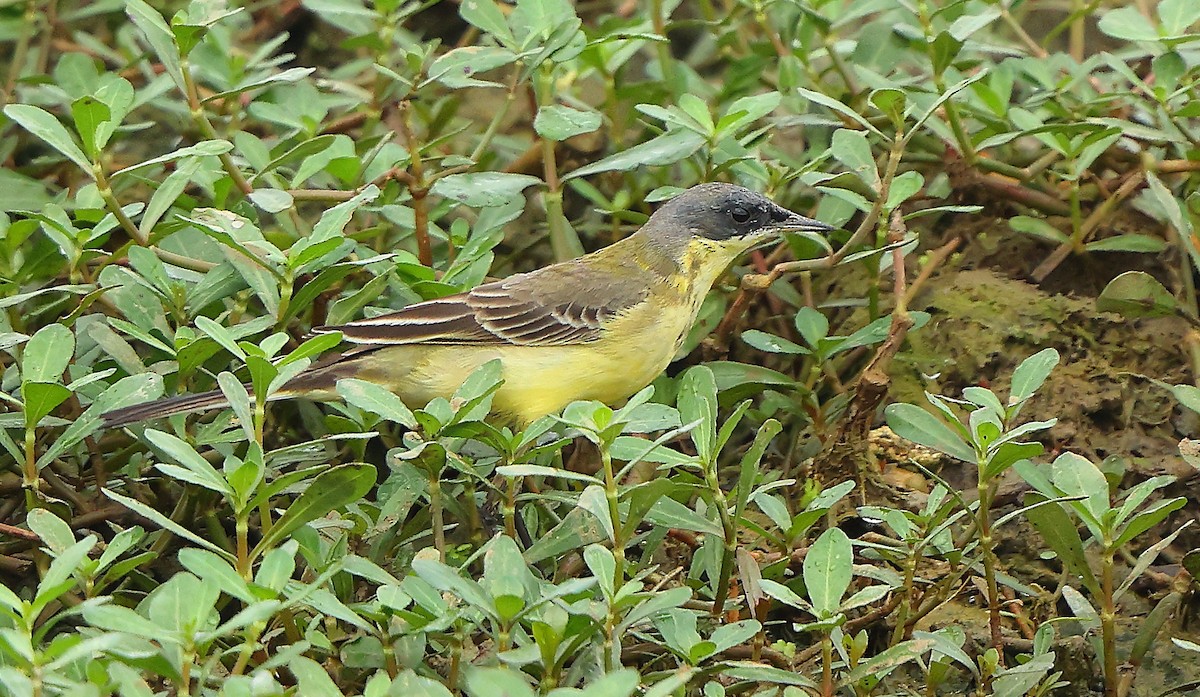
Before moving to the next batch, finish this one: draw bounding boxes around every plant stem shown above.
[535,68,583,261]
[977,482,1004,664]
[1,1,36,107]
[23,426,37,494]
[1101,544,1118,697]
[600,442,624,671]
[395,101,433,267]
[447,630,462,690]
[821,632,833,697]
[181,60,253,196]
[428,465,445,560]
[600,444,624,581]
[890,544,920,645]
[230,624,263,676]
[504,475,517,539]
[94,164,147,245]
[708,463,737,617]
[236,513,250,580]
[179,647,193,696]
[651,0,677,95]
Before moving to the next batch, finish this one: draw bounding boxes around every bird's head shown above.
[643,183,832,257]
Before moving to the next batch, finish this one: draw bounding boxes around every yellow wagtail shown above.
[103,183,832,428]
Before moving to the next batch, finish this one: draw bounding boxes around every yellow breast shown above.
[364,237,752,424]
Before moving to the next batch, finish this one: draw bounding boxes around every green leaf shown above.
[495,464,599,484]
[1022,493,1100,598]
[1084,234,1167,253]
[307,185,379,245]
[27,510,74,557]
[22,382,72,429]
[884,403,975,463]
[279,331,342,368]
[431,172,541,207]
[583,544,616,599]
[645,496,723,536]
[428,46,518,88]
[459,0,517,47]
[282,255,392,324]
[482,535,531,621]
[1008,348,1059,406]
[70,96,111,158]
[103,488,235,560]
[338,379,418,428]
[617,586,693,633]
[245,354,278,397]
[21,322,74,384]
[1097,271,1177,319]
[204,67,315,103]
[734,419,781,523]
[1159,0,1200,35]
[248,188,294,213]
[741,329,808,354]
[576,484,614,542]
[112,139,233,179]
[250,463,377,561]
[706,361,797,390]
[290,656,343,697]
[3,104,93,175]
[930,31,963,74]
[717,91,782,135]
[991,653,1056,697]
[36,535,94,607]
[462,667,536,697]
[804,527,852,616]
[411,558,493,615]
[839,637,937,687]
[1051,452,1109,530]
[140,158,202,238]
[794,87,883,137]
[194,316,248,361]
[145,429,232,496]
[759,578,809,611]
[178,548,254,604]
[1112,497,1187,548]
[535,104,603,141]
[451,358,504,422]
[125,0,185,89]
[885,171,924,209]
[831,312,930,354]
[1115,520,1191,602]
[564,129,705,181]
[523,504,609,563]
[1097,6,1160,41]
[38,373,163,467]
[145,571,218,634]
[215,372,253,442]
[678,366,717,464]
[793,306,829,346]
[831,129,879,192]
[82,604,167,641]
[981,441,1043,481]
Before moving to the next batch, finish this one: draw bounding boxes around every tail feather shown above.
[100,355,360,429]
[102,389,233,429]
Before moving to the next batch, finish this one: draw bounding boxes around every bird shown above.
[102,183,832,428]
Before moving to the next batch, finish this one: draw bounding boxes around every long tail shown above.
[100,349,378,429]
[102,389,236,429]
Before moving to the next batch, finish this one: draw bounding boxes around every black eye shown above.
[730,207,751,224]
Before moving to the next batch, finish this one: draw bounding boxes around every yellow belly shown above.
[347,240,746,424]
[358,298,692,424]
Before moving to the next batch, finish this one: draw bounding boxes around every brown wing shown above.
[314,258,654,347]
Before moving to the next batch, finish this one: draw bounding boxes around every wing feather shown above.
[314,261,654,347]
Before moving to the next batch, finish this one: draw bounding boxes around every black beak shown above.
[769,207,835,234]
